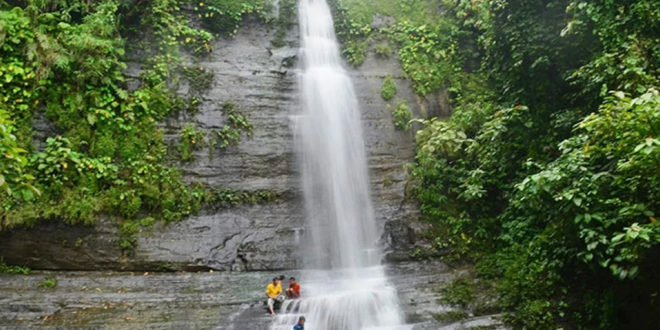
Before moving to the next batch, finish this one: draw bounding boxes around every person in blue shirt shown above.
[293,316,305,330]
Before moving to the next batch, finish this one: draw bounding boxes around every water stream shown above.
[271,0,407,328]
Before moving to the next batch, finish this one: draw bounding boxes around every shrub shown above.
[178,123,206,162]
[381,75,397,101]
[271,0,297,47]
[180,66,214,93]
[193,0,269,36]
[439,277,475,308]
[38,276,57,289]
[393,101,412,131]
[214,103,253,149]
[0,259,30,275]
[0,110,37,202]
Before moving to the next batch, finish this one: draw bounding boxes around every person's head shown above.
[289,277,296,284]
[279,275,285,281]
[298,316,305,325]
[272,277,278,284]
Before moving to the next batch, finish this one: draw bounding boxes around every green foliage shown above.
[392,101,412,131]
[328,0,482,97]
[214,102,253,149]
[178,123,205,162]
[328,0,443,67]
[373,42,392,58]
[439,276,475,308]
[0,1,263,250]
[119,219,147,250]
[208,189,279,208]
[403,0,660,328]
[38,275,57,289]
[327,0,372,66]
[484,0,585,109]
[0,109,37,202]
[180,65,214,94]
[193,0,269,36]
[272,0,297,48]
[0,9,39,148]
[134,0,213,57]
[563,0,660,97]
[0,258,30,274]
[433,310,469,323]
[511,90,660,279]
[31,137,117,193]
[381,75,397,101]
[396,22,457,96]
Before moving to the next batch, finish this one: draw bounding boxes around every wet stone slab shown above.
[0,262,504,329]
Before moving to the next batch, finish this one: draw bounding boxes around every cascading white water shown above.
[271,0,407,329]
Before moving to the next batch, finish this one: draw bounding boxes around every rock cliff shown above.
[0,16,428,271]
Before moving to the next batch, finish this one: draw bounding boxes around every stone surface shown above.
[0,262,505,329]
[0,218,121,270]
[131,205,304,271]
[0,16,428,271]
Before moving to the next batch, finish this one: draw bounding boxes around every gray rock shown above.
[0,217,121,270]
[0,262,505,329]
[372,14,396,30]
[0,16,429,271]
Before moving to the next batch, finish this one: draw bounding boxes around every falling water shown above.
[271,0,407,329]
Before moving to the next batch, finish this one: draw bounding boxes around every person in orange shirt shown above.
[286,277,301,299]
[266,277,284,315]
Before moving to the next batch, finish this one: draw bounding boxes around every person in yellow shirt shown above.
[266,277,284,315]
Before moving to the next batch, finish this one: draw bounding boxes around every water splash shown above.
[272,0,407,329]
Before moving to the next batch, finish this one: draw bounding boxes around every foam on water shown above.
[271,0,408,329]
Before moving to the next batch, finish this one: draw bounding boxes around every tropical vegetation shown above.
[1,0,658,328]
[0,0,288,249]
[330,0,659,328]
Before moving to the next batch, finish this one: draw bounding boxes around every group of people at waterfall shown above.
[265,275,301,315]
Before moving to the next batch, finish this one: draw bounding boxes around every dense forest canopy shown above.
[1,0,659,328]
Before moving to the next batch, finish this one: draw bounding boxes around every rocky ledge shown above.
[0,261,504,329]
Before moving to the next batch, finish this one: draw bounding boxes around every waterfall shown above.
[271,0,407,329]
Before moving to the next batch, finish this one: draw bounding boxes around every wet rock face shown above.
[132,205,303,272]
[0,17,423,271]
[0,218,122,270]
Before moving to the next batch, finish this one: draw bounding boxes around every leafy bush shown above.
[214,102,253,149]
[512,90,660,280]
[327,0,372,67]
[0,7,42,145]
[392,101,412,131]
[31,137,118,193]
[38,276,57,289]
[396,22,456,96]
[193,0,269,36]
[381,75,397,101]
[0,258,30,274]
[209,189,279,208]
[178,123,206,161]
[0,110,37,202]
[180,65,214,93]
[271,0,297,47]
[439,276,475,308]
